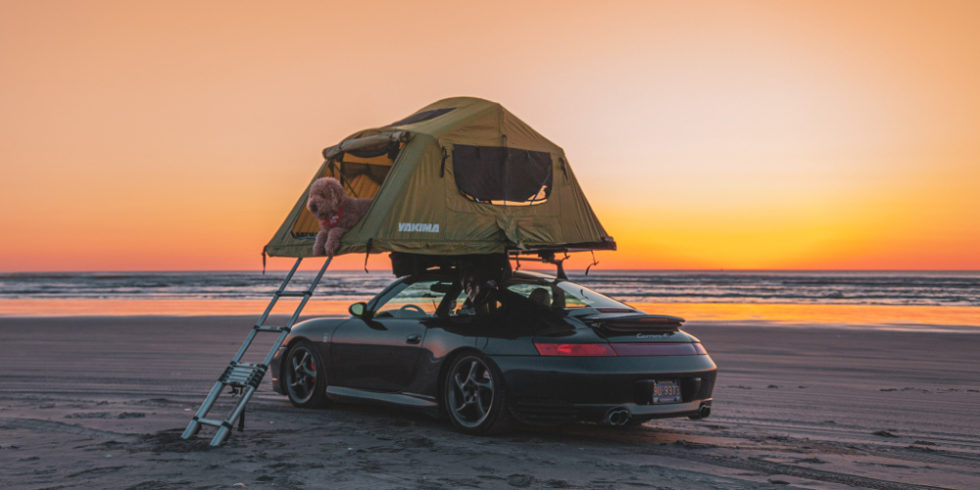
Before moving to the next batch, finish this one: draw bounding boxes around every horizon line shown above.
[3,268,979,274]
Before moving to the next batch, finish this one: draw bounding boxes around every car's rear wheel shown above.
[284,340,327,408]
[443,352,510,435]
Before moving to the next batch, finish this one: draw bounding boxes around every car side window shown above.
[450,289,503,317]
[505,283,548,306]
[505,282,567,309]
[374,280,451,319]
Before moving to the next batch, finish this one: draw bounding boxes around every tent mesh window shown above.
[340,162,390,190]
[333,142,402,198]
[453,145,552,206]
[388,108,455,127]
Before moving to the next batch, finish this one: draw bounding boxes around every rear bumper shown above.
[492,354,717,425]
[511,398,713,425]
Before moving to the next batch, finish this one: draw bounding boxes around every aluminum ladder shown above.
[181,256,332,447]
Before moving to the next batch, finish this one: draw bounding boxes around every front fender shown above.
[270,316,350,393]
[288,316,349,343]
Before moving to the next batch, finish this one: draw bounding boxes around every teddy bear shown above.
[306,177,373,256]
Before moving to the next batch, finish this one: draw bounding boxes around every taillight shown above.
[534,342,708,356]
[534,343,617,356]
[610,342,707,356]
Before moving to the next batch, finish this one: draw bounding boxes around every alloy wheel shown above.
[286,344,319,405]
[447,356,496,428]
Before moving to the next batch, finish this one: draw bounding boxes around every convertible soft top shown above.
[264,97,616,258]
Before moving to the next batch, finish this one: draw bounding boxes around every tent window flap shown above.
[453,145,552,206]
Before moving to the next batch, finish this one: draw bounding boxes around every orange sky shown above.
[1,1,977,271]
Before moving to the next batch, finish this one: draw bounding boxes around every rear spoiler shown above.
[587,314,685,335]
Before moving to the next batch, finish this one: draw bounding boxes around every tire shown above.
[283,340,328,408]
[443,352,511,435]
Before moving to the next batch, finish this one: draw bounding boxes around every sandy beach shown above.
[1,315,978,489]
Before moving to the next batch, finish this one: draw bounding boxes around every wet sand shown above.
[1,315,978,489]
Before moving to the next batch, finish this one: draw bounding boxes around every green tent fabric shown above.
[264,97,615,258]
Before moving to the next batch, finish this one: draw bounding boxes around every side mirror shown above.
[349,302,368,318]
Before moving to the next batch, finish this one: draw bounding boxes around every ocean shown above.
[1,270,977,307]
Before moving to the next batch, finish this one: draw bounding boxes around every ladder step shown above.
[277,291,312,297]
[232,362,263,369]
[195,417,226,427]
[219,364,267,388]
[254,325,288,333]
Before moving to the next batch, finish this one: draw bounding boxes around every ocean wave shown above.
[0,270,976,307]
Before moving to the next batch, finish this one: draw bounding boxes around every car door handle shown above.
[406,335,422,344]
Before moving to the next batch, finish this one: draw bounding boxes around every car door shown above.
[329,278,450,392]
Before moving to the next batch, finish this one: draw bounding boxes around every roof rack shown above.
[508,250,571,280]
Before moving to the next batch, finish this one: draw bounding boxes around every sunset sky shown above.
[1,1,977,271]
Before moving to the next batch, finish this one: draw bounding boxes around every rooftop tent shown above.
[264,97,615,258]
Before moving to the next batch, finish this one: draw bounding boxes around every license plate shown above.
[652,380,682,404]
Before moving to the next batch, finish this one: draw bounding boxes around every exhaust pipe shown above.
[603,407,631,427]
[689,403,711,420]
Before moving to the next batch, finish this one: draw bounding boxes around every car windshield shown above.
[373,279,454,319]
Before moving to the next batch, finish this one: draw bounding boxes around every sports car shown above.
[270,269,716,434]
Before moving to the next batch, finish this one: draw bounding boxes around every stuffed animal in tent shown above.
[306,177,373,256]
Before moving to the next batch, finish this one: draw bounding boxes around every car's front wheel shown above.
[443,352,511,435]
[284,340,327,408]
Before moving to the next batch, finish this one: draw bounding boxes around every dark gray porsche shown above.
[270,268,716,434]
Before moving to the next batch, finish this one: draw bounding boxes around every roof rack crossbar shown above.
[508,250,569,280]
